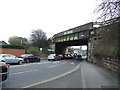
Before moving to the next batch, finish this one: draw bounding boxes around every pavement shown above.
[81,60,118,89]
[24,60,118,89]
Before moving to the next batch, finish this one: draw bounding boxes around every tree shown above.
[30,29,47,48]
[9,36,28,45]
[27,45,39,56]
[95,0,120,21]
[47,37,53,46]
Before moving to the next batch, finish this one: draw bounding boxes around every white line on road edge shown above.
[21,62,81,88]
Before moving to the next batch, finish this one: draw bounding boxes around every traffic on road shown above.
[0,53,83,88]
[5,59,81,88]
[0,52,118,89]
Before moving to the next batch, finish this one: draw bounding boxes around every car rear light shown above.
[22,57,26,59]
[2,66,8,69]
[2,66,8,73]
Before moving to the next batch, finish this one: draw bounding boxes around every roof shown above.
[0,41,7,45]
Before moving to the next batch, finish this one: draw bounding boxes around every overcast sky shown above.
[0,0,101,43]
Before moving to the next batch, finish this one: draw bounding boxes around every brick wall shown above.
[0,48,26,57]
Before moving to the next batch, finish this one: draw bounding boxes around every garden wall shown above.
[0,48,25,57]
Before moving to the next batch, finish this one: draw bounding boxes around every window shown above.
[73,33,78,40]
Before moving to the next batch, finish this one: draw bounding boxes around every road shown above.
[7,59,81,88]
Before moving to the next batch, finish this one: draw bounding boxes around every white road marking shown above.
[35,62,50,64]
[53,61,60,64]
[48,64,60,68]
[62,62,67,64]
[22,63,81,88]
[9,69,38,75]
[71,62,74,65]
[10,64,31,68]
[10,62,50,68]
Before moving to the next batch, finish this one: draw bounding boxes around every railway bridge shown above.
[52,22,93,54]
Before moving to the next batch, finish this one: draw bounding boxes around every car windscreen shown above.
[49,54,56,56]
[20,54,33,57]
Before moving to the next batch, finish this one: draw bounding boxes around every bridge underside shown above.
[55,39,88,54]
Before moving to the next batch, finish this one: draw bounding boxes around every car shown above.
[63,54,74,59]
[48,54,61,61]
[0,54,24,65]
[68,54,74,59]
[63,54,69,59]
[81,53,87,60]
[76,54,82,60]
[58,54,64,60]
[0,62,9,82]
[19,54,40,63]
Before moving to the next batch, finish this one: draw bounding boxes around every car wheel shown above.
[48,59,50,61]
[37,59,40,62]
[26,59,30,63]
[18,61,23,65]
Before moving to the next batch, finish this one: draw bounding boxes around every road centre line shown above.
[10,64,31,68]
[48,64,60,68]
[62,62,67,64]
[71,62,74,65]
[9,69,38,75]
[10,62,50,68]
[35,62,50,64]
[53,61,60,64]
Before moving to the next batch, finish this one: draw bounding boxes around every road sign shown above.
[48,49,55,52]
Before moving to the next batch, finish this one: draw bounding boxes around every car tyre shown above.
[26,59,30,63]
[48,59,50,61]
[18,61,23,65]
[37,59,40,62]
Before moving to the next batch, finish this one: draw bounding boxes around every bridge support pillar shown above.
[55,43,67,54]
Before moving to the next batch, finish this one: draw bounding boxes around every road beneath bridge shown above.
[3,59,118,89]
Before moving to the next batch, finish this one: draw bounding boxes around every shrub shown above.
[0,44,26,49]
[27,46,39,56]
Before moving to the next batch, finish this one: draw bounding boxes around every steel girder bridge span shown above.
[53,22,93,54]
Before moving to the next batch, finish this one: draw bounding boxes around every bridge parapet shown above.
[53,22,93,43]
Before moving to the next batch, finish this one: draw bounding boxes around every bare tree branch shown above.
[30,29,47,48]
[95,0,120,21]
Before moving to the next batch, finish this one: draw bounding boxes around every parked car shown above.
[58,54,64,60]
[81,53,87,60]
[48,54,61,61]
[76,54,82,60]
[0,54,24,65]
[63,54,74,59]
[19,54,40,63]
[63,54,69,59]
[0,62,9,82]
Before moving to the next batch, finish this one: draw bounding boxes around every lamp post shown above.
[21,40,23,45]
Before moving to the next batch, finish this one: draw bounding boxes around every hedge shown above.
[0,44,26,49]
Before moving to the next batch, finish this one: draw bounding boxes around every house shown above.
[0,41,7,45]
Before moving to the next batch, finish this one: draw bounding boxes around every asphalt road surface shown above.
[6,59,81,88]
